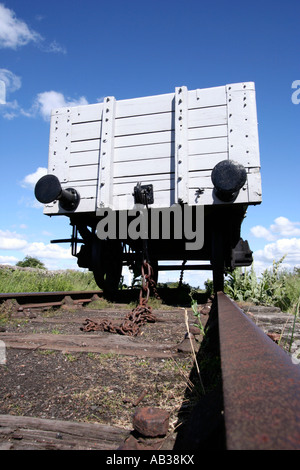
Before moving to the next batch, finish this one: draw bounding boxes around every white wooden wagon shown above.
[35,82,261,292]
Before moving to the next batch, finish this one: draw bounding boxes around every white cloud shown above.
[0,230,27,250]
[0,4,65,54]
[34,91,88,120]
[0,3,41,49]
[21,167,47,188]
[251,217,300,240]
[270,217,300,237]
[44,40,66,55]
[0,228,74,270]
[250,225,276,241]
[0,255,19,264]
[253,238,300,270]
[25,242,73,260]
[250,217,300,274]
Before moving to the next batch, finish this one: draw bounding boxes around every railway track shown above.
[0,289,300,451]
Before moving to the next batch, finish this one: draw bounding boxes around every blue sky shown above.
[0,0,299,287]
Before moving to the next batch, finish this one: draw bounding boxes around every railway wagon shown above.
[35,82,262,293]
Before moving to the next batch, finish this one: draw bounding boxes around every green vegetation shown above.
[0,265,98,293]
[16,256,46,269]
[223,257,300,313]
[1,256,299,315]
[189,293,206,335]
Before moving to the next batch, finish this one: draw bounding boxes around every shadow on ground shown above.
[173,297,227,450]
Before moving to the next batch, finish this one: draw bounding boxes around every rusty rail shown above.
[0,291,103,310]
[217,292,300,450]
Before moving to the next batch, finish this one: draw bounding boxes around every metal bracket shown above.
[133,183,154,205]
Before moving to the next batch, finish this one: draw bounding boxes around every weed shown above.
[224,256,295,312]
[63,353,78,362]
[189,291,205,335]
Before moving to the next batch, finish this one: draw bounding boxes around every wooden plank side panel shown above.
[44,83,261,214]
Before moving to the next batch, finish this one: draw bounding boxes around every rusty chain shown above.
[81,259,159,336]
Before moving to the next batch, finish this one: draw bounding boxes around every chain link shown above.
[81,259,158,336]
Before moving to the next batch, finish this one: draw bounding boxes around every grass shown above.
[0,266,98,293]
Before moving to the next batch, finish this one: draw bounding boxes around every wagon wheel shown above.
[92,239,123,296]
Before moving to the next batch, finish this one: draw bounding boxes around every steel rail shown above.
[217,291,300,450]
[0,291,103,308]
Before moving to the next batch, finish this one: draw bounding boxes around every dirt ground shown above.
[0,297,217,449]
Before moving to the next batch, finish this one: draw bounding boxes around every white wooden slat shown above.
[69,150,100,166]
[114,112,173,137]
[115,92,174,118]
[188,106,227,128]
[188,124,227,141]
[71,121,101,142]
[69,165,98,181]
[114,130,174,149]
[188,137,228,156]
[114,157,172,178]
[188,86,227,109]
[71,103,103,124]
[113,172,174,185]
[189,168,212,177]
[70,139,100,153]
[114,141,173,163]
[189,152,228,172]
